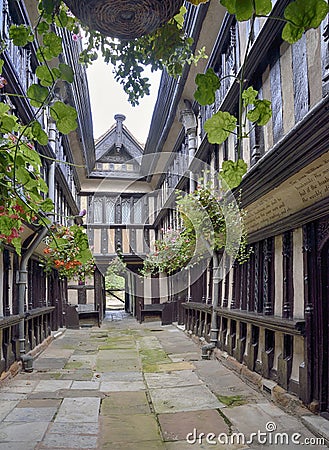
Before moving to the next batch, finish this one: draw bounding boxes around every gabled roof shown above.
[90,114,145,179]
[95,114,144,162]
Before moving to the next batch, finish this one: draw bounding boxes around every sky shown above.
[86,58,162,145]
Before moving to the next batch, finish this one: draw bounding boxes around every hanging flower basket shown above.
[63,0,184,39]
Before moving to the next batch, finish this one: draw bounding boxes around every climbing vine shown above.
[0,0,328,258]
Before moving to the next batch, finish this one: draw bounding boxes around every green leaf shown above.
[247,99,272,126]
[31,121,49,145]
[204,111,237,144]
[77,248,93,264]
[242,86,258,107]
[35,65,60,87]
[21,145,42,166]
[220,0,272,20]
[16,166,31,186]
[254,0,272,16]
[0,216,14,235]
[282,0,329,44]
[220,159,247,189]
[220,0,237,15]
[41,0,58,15]
[11,237,22,256]
[39,198,54,212]
[0,60,4,75]
[59,63,74,83]
[194,68,221,106]
[27,84,49,107]
[37,32,62,61]
[37,177,49,194]
[9,25,34,47]
[55,8,69,28]
[37,21,49,34]
[235,0,253,21]
[50,101,78,134]
[0,115,17,133]
[0,103,10,114]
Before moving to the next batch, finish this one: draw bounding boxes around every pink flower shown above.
[72,33,81,41]
[0,76,7,88]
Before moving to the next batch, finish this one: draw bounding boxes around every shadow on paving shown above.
[0,312,325,449]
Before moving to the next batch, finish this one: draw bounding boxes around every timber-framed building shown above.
[1,0,329,419]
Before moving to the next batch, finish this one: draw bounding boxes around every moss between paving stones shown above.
[63,361,84,369]
[216,394,246,407]
[140,348,171,373]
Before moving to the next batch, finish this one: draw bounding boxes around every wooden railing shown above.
[182,302,306,399]
[0,307,55,377]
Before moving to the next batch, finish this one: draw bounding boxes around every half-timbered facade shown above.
[3,0,329,418]
[129,0,329,417]
[0,0,103,377]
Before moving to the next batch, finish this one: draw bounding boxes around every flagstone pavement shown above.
[0,311,328,449]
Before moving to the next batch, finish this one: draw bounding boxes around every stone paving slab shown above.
[59,369,94,380]
[0,392,27,401]
[66,354,97,366]
[193,360,264,401]
[47,422,99,435]
[156,361,195,372]
[99,414,161,444]
[0,400,18,421]
[33,380,72,392]
[224,403,316,439]
[0,381,37,393]
[0,317,324,450]
[94,370,143,382]
[54,397,100,423]
[158,409,229,442]
[101,441,166,450]
[33,358,68,370]
[4,406,57,422]
[95,356,140,372]
[40,432,98,448]
[0,443,38,450]
[149,385,224,413]
[100,391,151,415]
[100,380,145,392]
[17,398,61,408]
[169,352,201,362]
[144,370,203,389]
[71,380,100,390]
[301,415,329,443]
[164,440,249,449]
[0,421,49,442]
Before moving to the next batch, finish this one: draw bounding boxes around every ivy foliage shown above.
[282,0,329,43]
[220,0,272,21]
[0,2,80,254]
[194,68,221,106]
[220,160,248,190]
[204,111,237,144]
[194,0,328,190]
[142,180,250,275]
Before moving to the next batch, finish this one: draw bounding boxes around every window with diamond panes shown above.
[121,198,130,224]
[105,197,115,223]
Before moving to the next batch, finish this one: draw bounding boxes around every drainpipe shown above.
[201,251,220,359]
[17,121,56,358]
